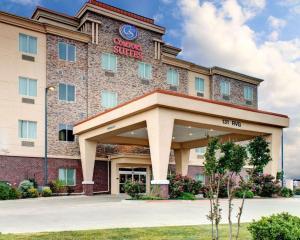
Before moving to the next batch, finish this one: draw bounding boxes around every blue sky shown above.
[1,0,300,178]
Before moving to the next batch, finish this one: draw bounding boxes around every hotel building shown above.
[0,0,289,197]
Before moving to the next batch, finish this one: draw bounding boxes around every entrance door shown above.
[119,168,147,193]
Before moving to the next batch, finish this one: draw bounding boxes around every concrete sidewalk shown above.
[0,195,300,233]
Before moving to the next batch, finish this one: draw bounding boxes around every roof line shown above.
[75,89,289,126]
[31,6,78,21]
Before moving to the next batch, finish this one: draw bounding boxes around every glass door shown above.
[119,168,147,193]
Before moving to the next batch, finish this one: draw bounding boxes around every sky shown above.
[0,0,299,179]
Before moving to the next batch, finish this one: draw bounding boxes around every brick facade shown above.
[212,75,258,109]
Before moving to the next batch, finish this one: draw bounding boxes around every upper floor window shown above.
[19,77,37,97]
[101,53,117,72]
[138,62,152,80]
[220,80,230,97]
[244,86,253,101]
[59,124,75,142]
[18,120,37,140]
[101,91,118,109]
[19,33,37,55]
[59,83,75,102]
[195,147,206,156]
[195,77,204,94]
[58,42,76,61]
[167,68,179,86]
[59,168,76,186]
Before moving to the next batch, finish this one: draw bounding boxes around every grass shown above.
[0,224,251,240]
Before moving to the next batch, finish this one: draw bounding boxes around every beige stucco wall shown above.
[188,71,211,99]
[0,22,46,157]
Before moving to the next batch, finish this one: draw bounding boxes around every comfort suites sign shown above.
[113,24,143,60]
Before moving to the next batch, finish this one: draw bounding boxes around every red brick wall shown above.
[0,155,109,193]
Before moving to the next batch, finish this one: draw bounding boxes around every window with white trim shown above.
[195,174,205,184]
[244,86,253,101]
[195,147,206,156]
[59,124,75,142]
[101,53,117,72]
[59,83,75,102]
[167,68,179,86]
[220,80,230,96]
[18,120,37,140]
[195,77,204,94]
[138,62,152,80]
[58,42,76,61]
[101,91,118,109]
[58,168,76,186]
[19,33,37,55]
[19,77,37,97]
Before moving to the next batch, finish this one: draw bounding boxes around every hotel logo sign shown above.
[222,119,242,127]
[119,24,139,41]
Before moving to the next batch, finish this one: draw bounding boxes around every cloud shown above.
[177,0,300,178]
[7,0,40,5]
[267,16,286,41]
[278,0,300,14]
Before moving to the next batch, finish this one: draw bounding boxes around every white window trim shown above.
[195,77,205,94]
[101,53,117,72]
[221,80,231,96]
[19,33,37,55]
[138,62,152,80]
[58,124,75,142]
[58,42,77,62]
[59,168,76,186]
[19,76,37,98]
[244,86,253,101]
[101,90,118,109]
[18,120,37,141]
[58,83,76,103]
[167,68,179,86]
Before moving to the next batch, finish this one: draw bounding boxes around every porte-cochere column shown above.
[146,108,174,198]
[79,137,97,195]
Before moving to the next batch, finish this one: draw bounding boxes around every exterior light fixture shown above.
[189,133,193,136]
[188,126,192,129]
[130,131,135,135]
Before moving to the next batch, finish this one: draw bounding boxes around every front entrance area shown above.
[119,167,147,193]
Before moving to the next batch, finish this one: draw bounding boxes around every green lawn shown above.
[0,224,251,240]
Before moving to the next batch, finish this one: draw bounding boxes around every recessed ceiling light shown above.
[130,131,135,135]
[172,136,175,140]
[188,126,192,129]
[189,133,193,136]
[209,129,214,132]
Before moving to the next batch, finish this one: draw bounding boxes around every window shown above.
[244,86,253,101]
[19,33,37,55]
[101,91,118,109]
[138,62,152,80]
[18,120,37,140]
[195,147,206,156]
[167,68,179,86]
[220,80,230,96]
[59,168,76,186]
[58,42,76,61]
[59,83,75,102]
[195,77,204,94]
[59,124,75,142]
[19,77,37,97]
[101,53,117,72]
[195,174,205,184]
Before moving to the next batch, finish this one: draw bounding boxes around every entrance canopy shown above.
[74,89,289,196]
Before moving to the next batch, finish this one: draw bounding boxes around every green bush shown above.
[294,188,300,195]
[42,187,52,197]
[0,182,11,200]
[168,174,202,199]
[139,195,163,200]
[9,187,21,199]
[235,189,254,199]
[280,187,294,198]
[48,180,66,193]
[18,180,34,198]
[27,188,39,198]
[124,181,145,199]
[248,213,300,240]
[252,174,280,197]
[177,192,196,200]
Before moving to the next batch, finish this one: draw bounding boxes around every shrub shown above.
[248,213,300,240]
[124,181,145,199]
[9,187,21,199]
[168,174,202,199]
[139,195,163,200]
[280,187,294,198]
[252,174,280,197]
[177,192,196,200]
[28,178,38,188]
[27,188,39,198]
[235,189,254,199]
[294,188,300,195]
[0,182,11,200]
[49,180,66,193]
[18,180,34,198]
[42,187,52,197]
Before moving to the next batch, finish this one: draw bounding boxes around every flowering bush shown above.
[42,187,53,197]
[48,180,66,193]
[124,181,145,199]
[252,174,280,197]
[27,188,39,198]
[168,174,202,199]
[18,180,34,198]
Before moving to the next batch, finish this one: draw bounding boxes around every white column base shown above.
[151,180,170,185]
[82,181,94,185]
